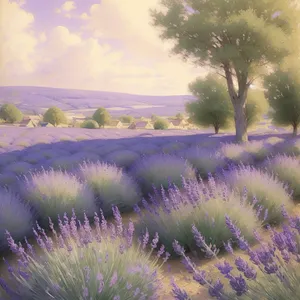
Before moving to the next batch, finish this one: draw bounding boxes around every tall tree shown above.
[150,0,300,142]
[264,68,300,136]
[0,104,23,123]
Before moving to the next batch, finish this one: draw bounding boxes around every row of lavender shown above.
[0,136,300,299]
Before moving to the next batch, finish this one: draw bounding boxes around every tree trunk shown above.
[293,123,298,136]
[214,125,219,134]
[233,101,248,143]
[223,63,249,143]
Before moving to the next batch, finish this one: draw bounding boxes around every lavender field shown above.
[0,126,300,299]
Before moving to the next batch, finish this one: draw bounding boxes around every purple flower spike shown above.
[229,275,248,296]
[216,260,233,276]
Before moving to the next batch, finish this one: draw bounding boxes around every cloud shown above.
[1,0,207,95]
[0,0,38,83]
[60,1,76,12]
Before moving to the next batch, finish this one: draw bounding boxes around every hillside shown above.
[0,86,195,117]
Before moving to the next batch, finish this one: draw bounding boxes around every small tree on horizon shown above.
[175,113,185,121]
[120,115,134,123]
[0,103,23,123]
[154,118,169,130]
[150,0,300,142]
[264,68,300,136]
[43,107,67,127]
[92,107,111,128]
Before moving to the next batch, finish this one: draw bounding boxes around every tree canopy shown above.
[43,107,67,126]
[92,107,111,128]
[0,104,23,123]
[264,68,300,135]
[153,118,169,130]
[150,0,300,142]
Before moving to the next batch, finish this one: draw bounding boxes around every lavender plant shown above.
[131,154,196,195]
[224,165,293,224]
[243,141,271,161]
[0,189,33,249]
[0,206,168,300]
[22,169,97,225]
[105,150,140,169]
[135,177,261,257]
[4,162,33,176]
[219,143,253,165]
[171,207,300,300]
[182,147,227,178]
[78,161,141,215]
[162,142,187,154]
[264,154,300,201]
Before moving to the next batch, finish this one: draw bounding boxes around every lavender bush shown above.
[22,169,97,224]
[130,143,159,155]
[182,147,227,178]
[131,154,196,195]
[162,142,186,154]
[171,208,300,300]
[4,162,33,176]
[224,165,293,224]
[0,189,33,249]
[219,143,253,165]
[78,161,141,215]
[264,154,300,200]
[278,138,300,156]
[0,206,168,300]
[105,150,140,169]
[135,177,261,257]
[243,141,271,161]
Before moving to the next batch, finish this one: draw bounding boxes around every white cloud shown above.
[1,0,208,95]
[0,0,38,83]
[60,1,76,12]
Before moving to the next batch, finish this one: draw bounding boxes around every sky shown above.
[0,0,208,95]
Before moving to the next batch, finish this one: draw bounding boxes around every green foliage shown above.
[151,114,158,122]
[43,107,67,126]
[153,118,169,130]
[120,115,134,123]
[245,89,269,128]
[150,0,300,142]
[0,103,23,123]
[264,68,300,135]
[186,75,234,133]
[175,113,185,120]
[92,107,111,128]
[80,119,99,129]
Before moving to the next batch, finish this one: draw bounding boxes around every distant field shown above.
[0,86,194,118]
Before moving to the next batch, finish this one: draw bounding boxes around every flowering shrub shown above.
[0,153,17,167]
[0,189,33,249]
[22,152,47,164]
[22,169,96,224]
[105,150,140,169]
[264,154,300,201]
[131,154,196,195]
[4,162,32,176]
[70,152,100,165]
[50,156,78,171]
[78,161,141,215]
[0,172,17,188]
[182,147,226,178]
[96,143,123,156]
[278,138,300,156]
[171,207,300,300]
[162,142,186,154]
[134,177,261,257]
[130,143,159,155]
[243,141,271,161]
[0,206,168,300]
[224,165,293,224]
[219,143,253,165]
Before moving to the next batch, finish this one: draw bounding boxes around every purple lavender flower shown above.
[173,240,185,256]
[229,275,248,296]
[215,261,233,276]
[208,279,224,298]
[193,270,207,286]
[171,277,190,300]
[109,271,118,287]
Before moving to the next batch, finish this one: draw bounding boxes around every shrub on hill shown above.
[0,207,166,300]
[22,169,96,225]
[131,154,196,195]
[0,188,33,249]
[219,143,253,165]
[0,104,23,123]
[92,107,111,128]
[135,178,261,257]
[120,115,134,123]
[80,119,99,129]
[153,118,169,130]
[78,161,141,215]
[43,107,67,126]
